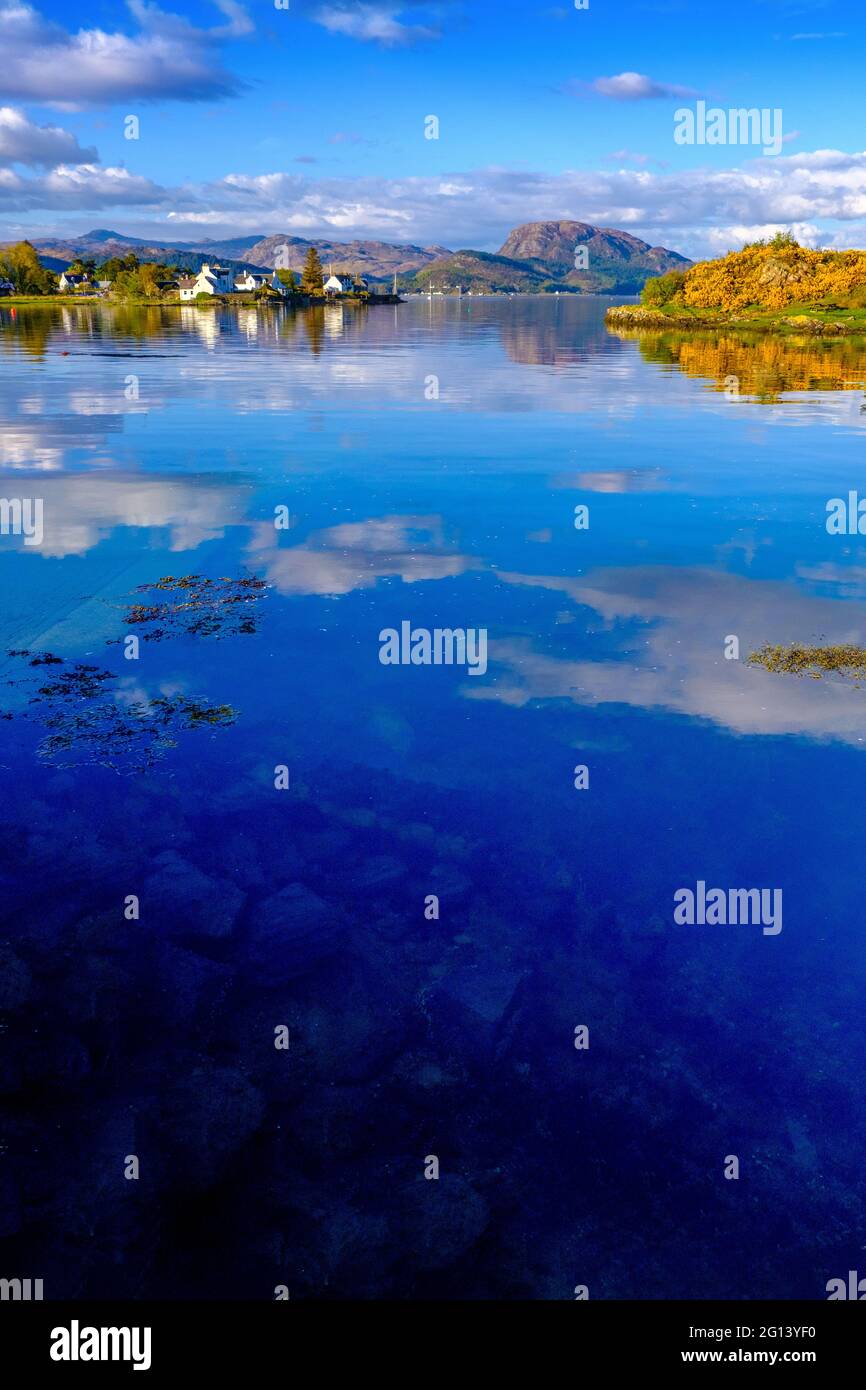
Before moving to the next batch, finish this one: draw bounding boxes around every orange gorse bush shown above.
[645,235,866,312]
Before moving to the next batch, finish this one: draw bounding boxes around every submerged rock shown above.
[143,851,245,938]
[394,1173,490,1272]
[246,882,347,981]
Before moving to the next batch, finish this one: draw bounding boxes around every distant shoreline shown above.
[0,293,404,308]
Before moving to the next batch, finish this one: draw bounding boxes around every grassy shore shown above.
[606,302,866,336]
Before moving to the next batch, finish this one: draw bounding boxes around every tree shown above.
[276,267,298,292]
[98,252,140,279]
[642,269,687,307]
[138,262,164,296]
[300,247,324,294]
[0,240,56,294]
[109,261,175,299]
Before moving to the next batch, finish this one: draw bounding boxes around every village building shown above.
[236,270,290,296]
[179,265,291,300]
[58,272,91,292]
[0,278,14,296]
[323,273,355,296]
[234,270,269,292]
[190,263,235,296]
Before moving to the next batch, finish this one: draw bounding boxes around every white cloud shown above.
[587,72,699,101]
[0,162,165,210]
[158,150,866,256]
[11,146,866,258]
[312,3,439,46]
[0,0,250,108]
[0,106,96,168]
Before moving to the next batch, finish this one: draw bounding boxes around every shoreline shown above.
[606,303,866,337]
[0,293,404,308]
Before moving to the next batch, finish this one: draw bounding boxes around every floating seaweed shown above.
[111,574,268,643]
[2,650,237,773]
[8,649,64,666]
[748,642,866,683]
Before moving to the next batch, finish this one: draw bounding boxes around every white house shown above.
[236,269,291,296]
[190,263,235,296]
[234,270,265,292]
[178,276,198,301]
[58,272,91,292]
[323,273,354,296]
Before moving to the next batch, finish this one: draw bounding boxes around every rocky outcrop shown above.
[498,220,690,276]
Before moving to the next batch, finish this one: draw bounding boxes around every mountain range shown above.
[17,222,690,294]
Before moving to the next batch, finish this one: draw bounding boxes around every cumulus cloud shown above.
[0,106,96,168]
[582,72,699,101]
[0,0,250,107]
[312,3,439,46]
[0,162,165,210]
[9,146,866,257]
[155,149,866,256]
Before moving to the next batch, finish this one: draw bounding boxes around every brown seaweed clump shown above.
[115,574,267,642]
[748,642,866,683]
[2,650,237,773]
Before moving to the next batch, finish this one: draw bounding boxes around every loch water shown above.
[1,295,865,1298]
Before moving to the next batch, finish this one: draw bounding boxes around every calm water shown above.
[2,296,866,1299]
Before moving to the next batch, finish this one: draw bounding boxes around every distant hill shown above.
[408,250,548,294]
[20,228,448,283]
[243,234,450,281]
[405,221,690,295]
[12,221,691,294]
[27,230,269,278]
[196,234,268,258]
[79,228,154,246]
[500,220,688,272]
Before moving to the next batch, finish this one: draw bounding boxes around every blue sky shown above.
[2,0,866,257]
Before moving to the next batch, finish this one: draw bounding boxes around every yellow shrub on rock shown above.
[676,237,866,311]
